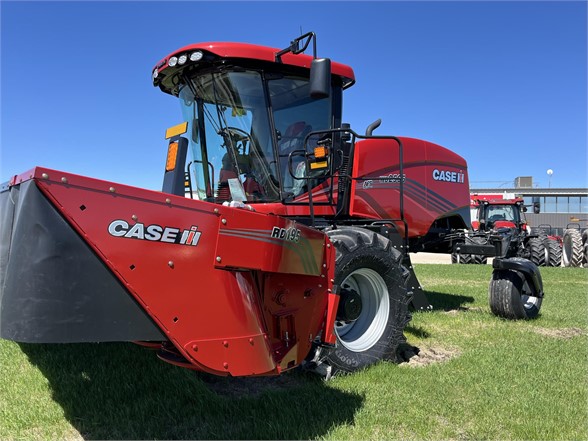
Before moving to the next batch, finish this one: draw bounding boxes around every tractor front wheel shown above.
[453,236,487,264]
[470,237,488,265]
[320,227,410,376]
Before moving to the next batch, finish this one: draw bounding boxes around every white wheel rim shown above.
[521,278,541,311]
[522,294,540,310]
[335,268,390,352]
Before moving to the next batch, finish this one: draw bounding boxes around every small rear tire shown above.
[489,259,542,320]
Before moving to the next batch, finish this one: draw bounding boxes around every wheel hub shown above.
[337,287,362,322]
[334,268,390,352]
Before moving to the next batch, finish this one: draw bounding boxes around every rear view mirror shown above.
[531,197,541,214]
[310,58,331,99]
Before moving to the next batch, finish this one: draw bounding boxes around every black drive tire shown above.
[544,238,562,267]
[562,229,583,267]
[470,237,488,265]
[453,236,485,264]
[323,227,411,375]
[452,251,473,264]
[582,230,588,267]
[456,252,473,264]
[489,258,542,320]
[528,236,547,267]
[471,254,488,265]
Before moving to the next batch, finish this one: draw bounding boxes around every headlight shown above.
[190,51,203,62]
[178,54,188,65]
[168,56,178,67]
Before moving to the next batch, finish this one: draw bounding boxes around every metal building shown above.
[471,177,587,236]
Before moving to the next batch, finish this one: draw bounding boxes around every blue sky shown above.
[1,1,586,190]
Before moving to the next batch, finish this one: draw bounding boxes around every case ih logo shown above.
[432,169,465,184]
[108,220,201,246]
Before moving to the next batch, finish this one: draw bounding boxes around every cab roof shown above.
[152,42,355,95]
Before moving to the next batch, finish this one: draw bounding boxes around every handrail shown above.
[284,127,409,250]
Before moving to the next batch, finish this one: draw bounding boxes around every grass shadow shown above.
[404,324,431,339]
[19,342,363,440]
[421,290,475,312]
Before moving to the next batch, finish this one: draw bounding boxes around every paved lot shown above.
[410,252,494,265]
[409,252,452,264]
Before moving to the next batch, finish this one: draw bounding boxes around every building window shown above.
[569,197,580,213]
[555,197,567,213]
[581,196,588,214]
[544,196,557,213]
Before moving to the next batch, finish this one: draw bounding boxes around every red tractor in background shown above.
[453,195,562,267]
[0,33,545,379]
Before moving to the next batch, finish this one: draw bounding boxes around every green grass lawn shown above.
[1,265,586,440]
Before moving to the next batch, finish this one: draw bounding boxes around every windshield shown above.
[484,204,519,224]
[180,70,279,202]
[178,69,332,202]
[268,75,331,196]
